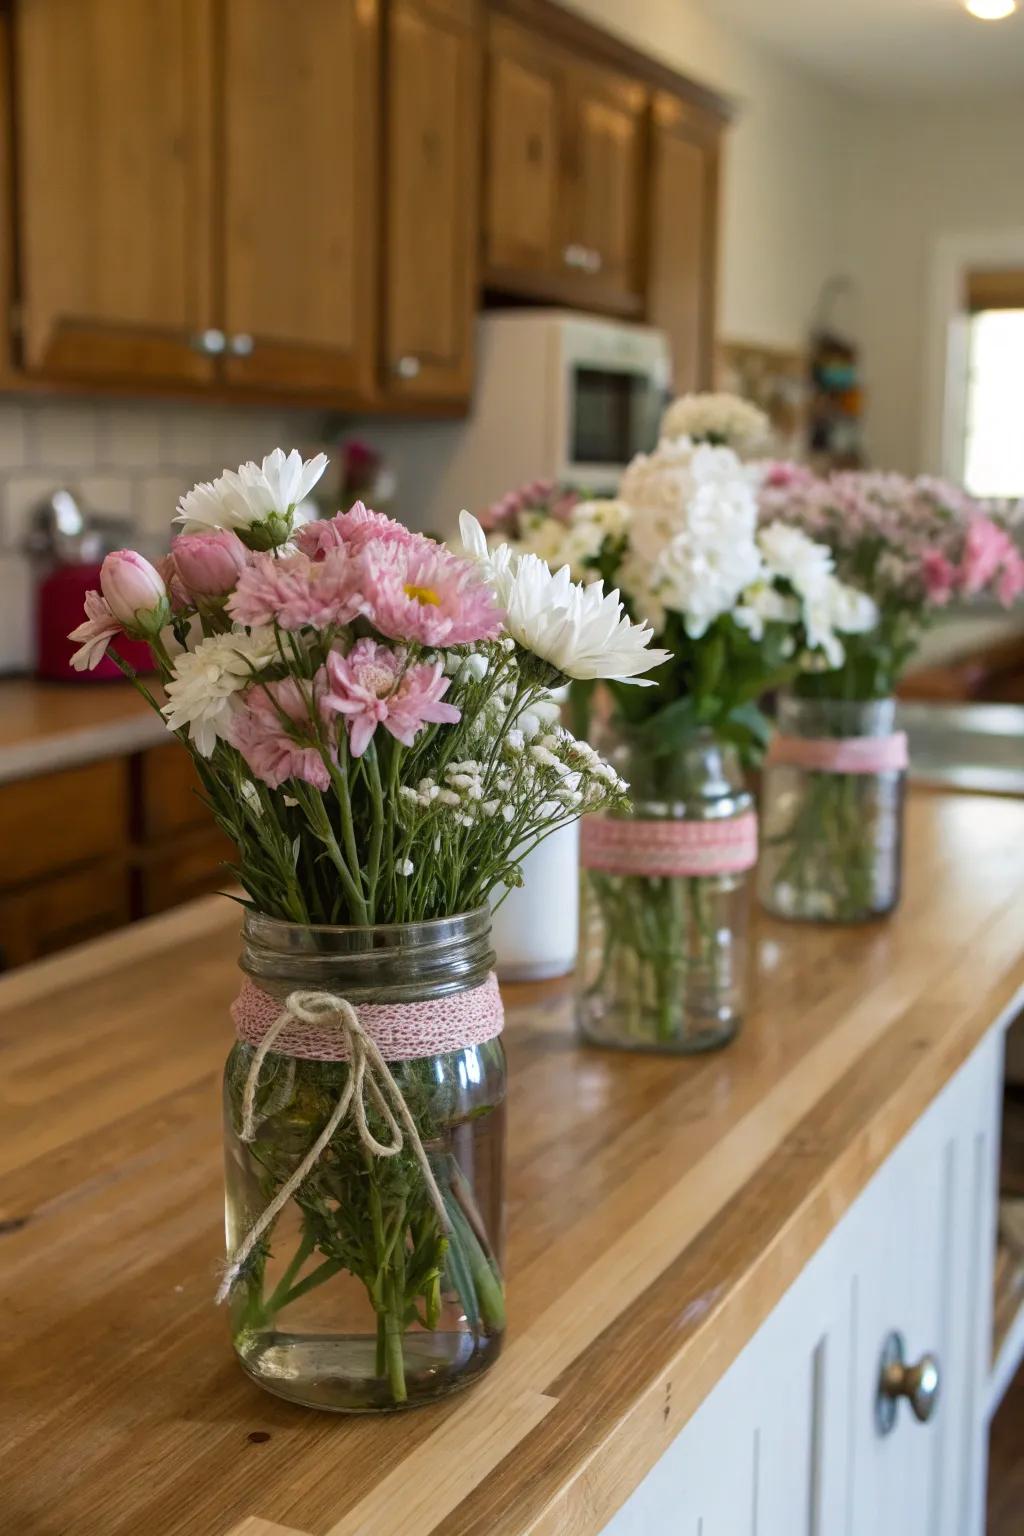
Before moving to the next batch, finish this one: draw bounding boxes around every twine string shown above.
[217,989,450,1305]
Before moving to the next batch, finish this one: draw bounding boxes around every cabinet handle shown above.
[562,243,587,270]
[875,1331,941,1435]
[582,248,603,275]
[191,328,226,356]
[394,355,421,380]
[229,333,255,357]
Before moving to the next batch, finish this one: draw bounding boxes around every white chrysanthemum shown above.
[460,512,669,684]
[174,448,329,542]
[660,392,769,453]
[757,521,834,598]
[160,627,278,756]
[647,521,764,639]
[828,580,879,636]
[734,582,800,641]
[620,440,759,567]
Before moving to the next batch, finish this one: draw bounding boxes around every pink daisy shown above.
[296,501,419,560]
[227,675,333,790]
[322,638,461,758]
[227,548,362,631]
[361,540,502,647]
[68,590,122,671]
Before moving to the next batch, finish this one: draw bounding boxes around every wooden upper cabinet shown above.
[383,0,481,402]
[14,0,215,384]
[221,0,378,398]
[484,17,562,280]
[484,18,646,315]
[647,92,721,393]
[560,61,647,312]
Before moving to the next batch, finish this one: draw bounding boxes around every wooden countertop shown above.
[2,790,1023,1536]
[0,677,166,784]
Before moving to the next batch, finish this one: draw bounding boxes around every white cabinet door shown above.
[599,1034,1000,1536]
[846,1035,1000,1536]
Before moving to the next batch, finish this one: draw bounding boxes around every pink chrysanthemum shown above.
[227,548,362,631]
[959,516,1013,597]
[361,540,502,647]
[921,548,956,606]
[227,675,332,790]
[68,590,122,671]
[296,501,420,560]
[322,638,460,757]
[996,546,1024,607]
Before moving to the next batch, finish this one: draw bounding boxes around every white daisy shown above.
[459,512,669,684]
[174,449,329,547]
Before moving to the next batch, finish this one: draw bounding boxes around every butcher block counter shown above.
[2,789,1023,1536]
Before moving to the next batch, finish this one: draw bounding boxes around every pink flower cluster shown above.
[226,640,462,787]
[758,466,1024,613]
[223,502,501,643]
[480,479,580,537]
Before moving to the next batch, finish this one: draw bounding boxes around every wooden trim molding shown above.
[488,0,736,122]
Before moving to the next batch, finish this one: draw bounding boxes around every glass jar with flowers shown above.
[69,450,666,1412]
[756,468,1024,923]
[483,395,878,1052]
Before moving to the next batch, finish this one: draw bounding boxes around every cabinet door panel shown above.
[222,0,378,397]
[484,18,561,277]
[648,94,719,394]
[15,0,215,383]
[847,1037,998,1536]
[597,1039,998,1536]
[562,62,646,310]
[384,0,480,401]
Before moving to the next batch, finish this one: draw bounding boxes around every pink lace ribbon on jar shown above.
[766,732,909,774]
[231,971,504,1062]
[581,812,758,879]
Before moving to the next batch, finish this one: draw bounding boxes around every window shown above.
[962,270,1024,498]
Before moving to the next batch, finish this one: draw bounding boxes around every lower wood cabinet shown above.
[601,1032,1001,1534]
[0,744,232,970]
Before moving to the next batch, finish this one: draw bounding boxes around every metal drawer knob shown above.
[562,243,587,269]
[394,355,421,379]
[191,327,226,356]
[876,1331,940,1435]
[229,332,255,357]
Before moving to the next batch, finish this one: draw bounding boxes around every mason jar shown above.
[758,694,907,923]
[222,908,506,1412]
[576,727,756,1054]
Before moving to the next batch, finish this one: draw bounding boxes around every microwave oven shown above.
[389,310,672,534]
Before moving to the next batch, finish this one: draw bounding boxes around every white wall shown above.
[562,0,856,353]
[840,95,1024,474]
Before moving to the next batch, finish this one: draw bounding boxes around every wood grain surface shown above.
[0,679,164,784]
[1,790,1022,1536]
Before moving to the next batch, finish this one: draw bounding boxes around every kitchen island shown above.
[2,789,1023,1536]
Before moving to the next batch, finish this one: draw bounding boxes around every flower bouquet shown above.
[482,396,877,1051]
[70,448,665,1410]
[755,466,1024,921]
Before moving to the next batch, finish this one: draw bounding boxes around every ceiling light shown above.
[964,0,1017,18]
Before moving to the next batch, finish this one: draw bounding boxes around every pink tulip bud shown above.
[99,550,169,634]
[172,528,248,598]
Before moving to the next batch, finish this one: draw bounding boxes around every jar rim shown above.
[242,904,491,941]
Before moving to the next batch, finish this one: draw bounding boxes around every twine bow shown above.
[217,989,451,1305]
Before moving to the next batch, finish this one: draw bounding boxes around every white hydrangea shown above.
[660,392,769,454]
[160,627,278,756]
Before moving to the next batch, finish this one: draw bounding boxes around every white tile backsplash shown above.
[25,402,99,470]
[0,552,33,672]
[0,404,27,471]
[0,394,333,671]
